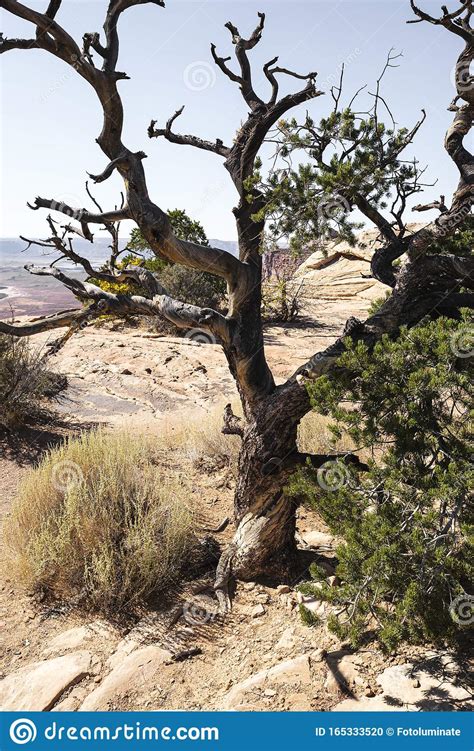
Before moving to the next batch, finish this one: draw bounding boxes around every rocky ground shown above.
[0,243,472,713]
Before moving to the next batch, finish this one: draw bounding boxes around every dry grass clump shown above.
[161,403,353,470]
[4,429,196,612]
[4,403,355,615]
[0,333,64,429]
[160,403,242,474]
[298,410,355,454]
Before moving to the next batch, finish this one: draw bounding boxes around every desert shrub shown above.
[0,334,63,429]
[290,313,474,652]
[162,403,242,475]
[262,276,303,323]
[5,430,197,612]
[91,210,226,315]
[159,264,226,311]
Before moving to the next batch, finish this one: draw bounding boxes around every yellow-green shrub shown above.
[5,430,196,612]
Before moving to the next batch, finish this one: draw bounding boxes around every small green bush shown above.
[298,603,321,627]
[262,278,302,322]
[291,313,474,652]
[5,430,197,612]
[367,290,391,316]
[91,210,226,315]
[159,263,226,311]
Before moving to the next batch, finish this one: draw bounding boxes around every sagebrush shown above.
[5,430,197,612]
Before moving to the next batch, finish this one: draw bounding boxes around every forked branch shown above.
[371,1,474,286]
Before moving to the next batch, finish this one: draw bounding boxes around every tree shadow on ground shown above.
[263,316,335,333]
[0,418,99,465]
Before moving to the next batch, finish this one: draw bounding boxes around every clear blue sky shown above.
[0,0,466,240]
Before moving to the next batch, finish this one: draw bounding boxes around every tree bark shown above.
[1,1,473,611]
[215,393,302,608]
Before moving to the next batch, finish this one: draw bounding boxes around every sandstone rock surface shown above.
[0,651,93,711]
[80,645,171,711]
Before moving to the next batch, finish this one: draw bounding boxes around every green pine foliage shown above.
[91,209,225,310]
[427,214,474,257]
[298,603,321,627]
[249,107,424,251]
[290,313,474,652]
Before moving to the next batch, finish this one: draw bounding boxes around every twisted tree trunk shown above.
[1,1,472,612]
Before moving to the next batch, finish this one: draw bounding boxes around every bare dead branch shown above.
[263,55,280,103]
[212,11,319,114]
[210,43,242,84]
[45,0,62,19]
[0,308,85,337]
[220,13,267,110]
[12,263,230,339]
[413,195,448,213]
[82,31,107,61]
[0,33,39,52]
[263,58,318,107]
[27,196,130,226]
[87,151,147,183]
[103,0,165,73]
[408,1,473,42]
[1,0,85,67]
[371,4,473,286]
[222,403,244,437]
[148,107,231,157]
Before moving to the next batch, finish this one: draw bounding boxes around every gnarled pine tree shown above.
[0,1,473,609]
